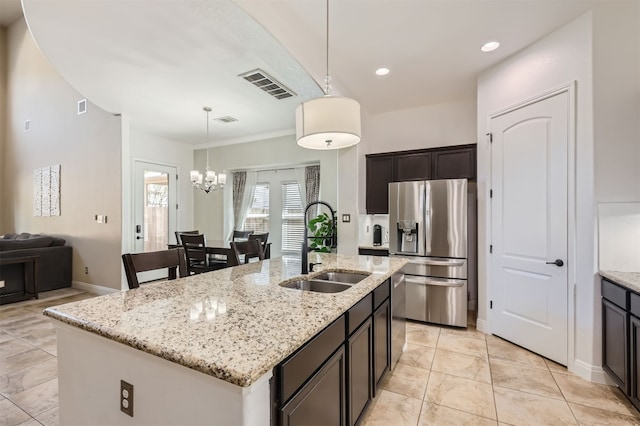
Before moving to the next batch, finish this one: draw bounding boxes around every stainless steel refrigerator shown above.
[389,179,474,327]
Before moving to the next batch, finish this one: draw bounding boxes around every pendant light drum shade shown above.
[296,96,361,150]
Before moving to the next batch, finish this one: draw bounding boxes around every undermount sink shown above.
[313,271,370,284]
[280,271,371,293]
[280,279,352,293]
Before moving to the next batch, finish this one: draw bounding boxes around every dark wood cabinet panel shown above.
[631,316,640,410]
[393,152,431,181]
[373,299,390,393]
[432,146,476,180]
[347,318,372,426]
[365,156,393,214]
[280,347,346,426]
[602,298,629,394]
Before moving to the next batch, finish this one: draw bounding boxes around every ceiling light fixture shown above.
[295,0,361,150]
[375,68,390,76]
[190,107,226,193]
[481,41,500,52]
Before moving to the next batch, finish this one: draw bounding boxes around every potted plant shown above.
[307,212,337,252]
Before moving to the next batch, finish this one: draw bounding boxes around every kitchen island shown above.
[44,253,407,425]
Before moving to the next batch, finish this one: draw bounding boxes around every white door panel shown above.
[491,90,569,365]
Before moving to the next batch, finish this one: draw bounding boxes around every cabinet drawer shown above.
[631,293,640,318]
[602,279,628,309]
[348,294,373,335]
[278,315,346,403]
[373,280,390,309]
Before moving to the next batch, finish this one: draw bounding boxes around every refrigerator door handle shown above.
[412,258,465,267]
[405,276,466,288]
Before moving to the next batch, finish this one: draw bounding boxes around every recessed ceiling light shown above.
[375,68,390,76]
[481,41,500,52]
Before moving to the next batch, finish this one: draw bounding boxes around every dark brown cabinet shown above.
[280,347,346,426]
[602,297,628,393]
[347,318,372,426]
[365,156,393,214]
[630,315,640,408]
[373,299,390,390]
[365,144,476,214]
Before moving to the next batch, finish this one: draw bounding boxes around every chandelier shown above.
[190,106,226,193]
[295,0,361,150]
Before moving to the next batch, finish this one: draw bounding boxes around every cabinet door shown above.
[432,146,476,180]
[373,299,390,393]
[366,156,393,214]
[602,298,629,394]
[348,318,373,426]
[630,316,640,409]
[393,152,431,181]
[281,346,346,426]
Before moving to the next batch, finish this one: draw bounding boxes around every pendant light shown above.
[295,0,361,150]
[190,107,226,193]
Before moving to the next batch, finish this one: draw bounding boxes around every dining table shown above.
[168,239,271,260]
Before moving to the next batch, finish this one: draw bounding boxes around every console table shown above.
[0,255,39,304]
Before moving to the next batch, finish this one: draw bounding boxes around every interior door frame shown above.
[487,82,577,370]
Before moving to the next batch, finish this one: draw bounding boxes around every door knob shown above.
[546,259,564,267]
[136,236,142,240]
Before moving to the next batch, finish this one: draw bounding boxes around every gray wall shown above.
[3,18,123,290]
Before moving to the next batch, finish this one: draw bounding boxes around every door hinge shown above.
[490,189,493,198]
[486,132,493,143]
[490,244,493,253]
[176,204,179,210]
[176,174,178,181]
[490,300,493,309]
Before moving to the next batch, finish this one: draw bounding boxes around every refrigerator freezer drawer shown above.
[392,255,467,279]
[405,275,468,327]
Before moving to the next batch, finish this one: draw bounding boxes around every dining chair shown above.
[122,248,187,289]
[180,234,226,274]
[248,232,270,259]
[231,239,265,264]
[175,230,199,246]
[232,230,254,241]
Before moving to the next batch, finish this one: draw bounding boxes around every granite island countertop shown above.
[600,270,640,294]
[44,253,407,388]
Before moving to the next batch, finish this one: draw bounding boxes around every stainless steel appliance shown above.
[391,272,406,368]
[373,224,382,246]
[389,179,473,327]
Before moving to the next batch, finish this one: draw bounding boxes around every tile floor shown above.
[2,288,640,425]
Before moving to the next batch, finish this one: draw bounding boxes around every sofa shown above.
[0,233,72,296]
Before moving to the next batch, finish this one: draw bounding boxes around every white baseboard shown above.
[476,318,488,334]
[72,281,118,296]
[570,358,609,385]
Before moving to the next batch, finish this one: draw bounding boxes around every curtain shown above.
[232,171,246,232]
[294,167,306,209]
[305,165,321,221]
[237,171,257,235]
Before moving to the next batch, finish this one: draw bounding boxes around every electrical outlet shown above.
[0,280,4,289]
[84,267,88,274]
[120,380,134,417]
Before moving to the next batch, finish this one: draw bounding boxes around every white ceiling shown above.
[17,0,599,146]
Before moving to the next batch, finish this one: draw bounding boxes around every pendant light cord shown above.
[325,0,330,96]
[205,107,211,169]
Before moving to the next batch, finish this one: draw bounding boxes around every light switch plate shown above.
[341,214,351,223]
[0,280,5,288]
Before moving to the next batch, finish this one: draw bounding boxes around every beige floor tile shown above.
[0,357,58,397]
[16,419,41,426]
[0,331,13,344]
[35,405,59,426]
[0,339,33,360]
[436,333,488,359]
[406,324,440,348]
[17,329,56,350]
[486,336,547,370]
[418,402,497,425]
[398,343,436,370]
[490,359,563,399]
[0,348,55,374]
[569,402,640,425]
[40,342,57,357]
[361,389,423,426]
[440,325,487,341]
[431,348,491,383]
[545,358,570,374]
[493,386,577,425]
[11,378,58,417]
[1,316,52,338]
[379,363,430,400]
[553,372,638,417]
[425,371,496,420]
[0,398,31,426]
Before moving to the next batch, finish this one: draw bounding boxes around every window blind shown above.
[282,182,304,253]
[244,183,270,233]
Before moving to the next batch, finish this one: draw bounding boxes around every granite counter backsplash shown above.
[44,253,407,387]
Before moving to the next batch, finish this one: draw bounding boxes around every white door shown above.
[490,90,569,365]
[133,161,177,282]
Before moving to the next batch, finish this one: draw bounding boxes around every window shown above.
[282,182,304,254]
[244,183,269,233]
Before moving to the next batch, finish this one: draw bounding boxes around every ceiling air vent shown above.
[239,69,296,100]
[216,116,238,123]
